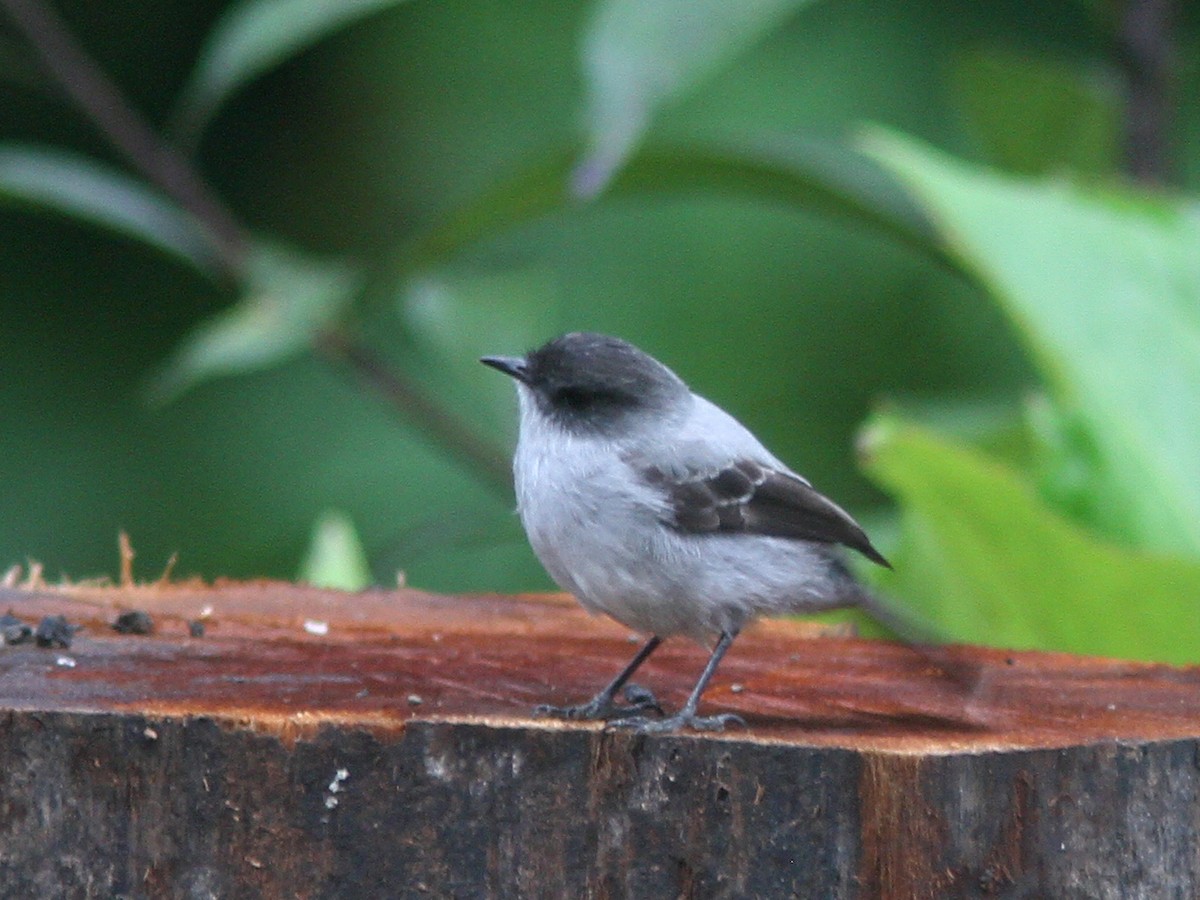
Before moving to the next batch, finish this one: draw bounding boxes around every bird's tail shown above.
[848,584,981,694]
[850,585,942,646]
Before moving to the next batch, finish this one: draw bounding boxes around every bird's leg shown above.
[611,629,745,733]
[535,636,664,721]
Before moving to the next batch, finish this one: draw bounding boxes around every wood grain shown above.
[0,580,1197,897]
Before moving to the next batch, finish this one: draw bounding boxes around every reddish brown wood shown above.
[1,578,1199,897]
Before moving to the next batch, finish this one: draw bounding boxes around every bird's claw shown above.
[619,683,663,716]
[533,683,663,722]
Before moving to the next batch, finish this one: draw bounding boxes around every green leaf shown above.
[863,129,1200,557]
[299,509,373,590]
[574,0,816,197]
[881,394,1032,468]
[862,415,1200,663]
[1023,392,1106,524]
[406,140,946,274]
[149,242,360,403]
[951,47,1120,176]
[0,144,219,271]
[171,0,413,139]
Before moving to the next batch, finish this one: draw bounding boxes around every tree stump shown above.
[0,577,1198,898]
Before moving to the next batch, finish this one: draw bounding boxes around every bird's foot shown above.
[608,711,746,734]
[534,683,663,722]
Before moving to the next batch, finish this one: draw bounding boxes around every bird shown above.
[481,331,907,733]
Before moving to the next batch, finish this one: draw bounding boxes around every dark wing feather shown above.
[643,459,890,567]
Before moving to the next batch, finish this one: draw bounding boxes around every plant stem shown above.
[3,0,514,494]
[1118,0,1175,184]
[0,0,249,273]
[315,329,513,495]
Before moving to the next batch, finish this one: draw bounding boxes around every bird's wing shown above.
[639,457,891,568]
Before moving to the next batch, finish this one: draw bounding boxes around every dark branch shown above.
[2,1,515,494]
[0,0,249,273]
[1118,0,1175,184]
[315,329,513,494]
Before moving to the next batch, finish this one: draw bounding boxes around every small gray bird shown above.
[482,332,907,733]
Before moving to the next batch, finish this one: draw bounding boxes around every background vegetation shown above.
[2,0,1198,661]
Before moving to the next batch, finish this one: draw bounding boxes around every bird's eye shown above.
[553,386,594,410]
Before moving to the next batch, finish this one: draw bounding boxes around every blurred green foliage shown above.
[2,0,1199,661]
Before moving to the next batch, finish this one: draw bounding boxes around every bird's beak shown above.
[480,355,530,383]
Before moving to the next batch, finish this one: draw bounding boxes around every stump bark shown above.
[0,578,1198,898]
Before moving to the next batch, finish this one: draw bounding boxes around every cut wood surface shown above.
[1,578,1199,898]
